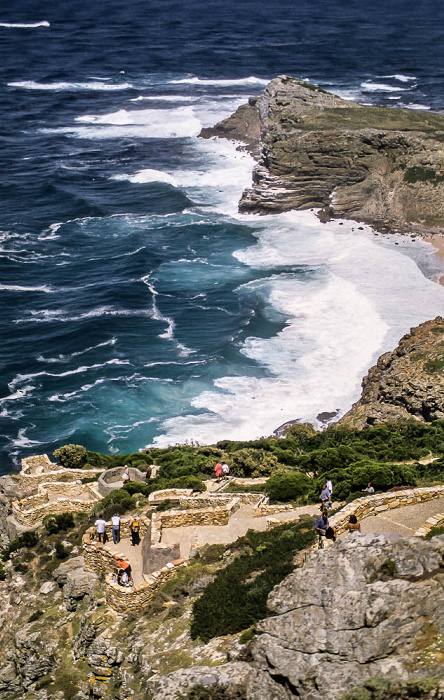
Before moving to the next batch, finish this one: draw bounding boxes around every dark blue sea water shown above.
[1,0,444,473]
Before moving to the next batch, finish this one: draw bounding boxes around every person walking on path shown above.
[326,477,333,497]
[320,484,332,510]
[222,463,230,480]
[95,515,107,543]
[130,517,140,546]
[214,462,223,483]
[111,513,121,544]
[122,465,130,484]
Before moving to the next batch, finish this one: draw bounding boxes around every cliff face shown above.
[149,534,444,699]
[201,76,444,234]
[338,317,444,429]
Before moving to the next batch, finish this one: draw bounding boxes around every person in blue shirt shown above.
[320,484,332,509]
[314,511,336,542]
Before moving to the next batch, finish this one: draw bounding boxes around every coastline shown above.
[425,233,444,285]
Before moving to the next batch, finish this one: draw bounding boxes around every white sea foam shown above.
[44,106,202,139]
[9,80,132,91]
[112,169,178,186]
[141,275,194,356]
[0,385,35,405]
[0,21,49,28]
[405,103,431,111]
[8,359,131,391]
[15,306,155,324]
[36,338,117,363]
[0,284,54,293]
[130,95,196,102]
[361,81,407,92]
[168,76,268,86]
[154,211,444,447]
[12,428,42,449]
[384,74,417,82]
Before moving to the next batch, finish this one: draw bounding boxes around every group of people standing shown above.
[94,513,141,547]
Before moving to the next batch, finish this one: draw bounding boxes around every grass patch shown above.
[425,525,444,540]
[190,517,316,642]
[341,676,439,700]
[404,166,444,185]
[424,359,444,373]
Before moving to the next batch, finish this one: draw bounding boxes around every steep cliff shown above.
[339,317,444,428]
[201,75,444,235]
[148,534,444,700]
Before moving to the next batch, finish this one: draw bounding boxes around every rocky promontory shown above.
[201,75,444,235]
[339,317,444,428]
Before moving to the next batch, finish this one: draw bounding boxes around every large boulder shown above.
[148,534,444,699]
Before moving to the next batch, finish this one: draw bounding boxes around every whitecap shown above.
[383,74,417,83]
[0,21,49,28]
[12,428,42,448]
[405,103,431,111]
[0,284,54,293]
[112,169,177,186]
[0,385,35,405]
[8,80,132,91]
[360,81,407,92]
[36,338,117,363]
[168,76,268,86]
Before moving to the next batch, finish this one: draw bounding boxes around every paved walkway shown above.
[160,503,325,559]
[102,496,444,587]
[355,497,444,537]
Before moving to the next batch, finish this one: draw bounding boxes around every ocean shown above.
[1,0,444,473]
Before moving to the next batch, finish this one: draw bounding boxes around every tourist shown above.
[221,462,230,479]
[115,556,133,586]
[130,517,140,546]
[145,465,152,481]
[346,514,361,533]
[319,483,332,509]
[214,462,223,482]
[326,477,333,497]
[111,512,121,544]
[94,514,107,543]
[362,482,375,493]
[314,511,336,542]
[122,465,130,484]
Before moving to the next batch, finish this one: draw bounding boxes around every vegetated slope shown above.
[339,316,444,429]
[201,75,444,234]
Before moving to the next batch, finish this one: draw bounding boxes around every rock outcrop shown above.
[339,317,444,428]
[149,533,444,699]
[201,75,444,235]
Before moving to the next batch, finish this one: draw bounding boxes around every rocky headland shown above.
[201,75,444,236]
[339,317,444,428]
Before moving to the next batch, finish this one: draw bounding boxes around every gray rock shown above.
[52,556,85,586]
[39,581,56,595]
[147,662,252,699]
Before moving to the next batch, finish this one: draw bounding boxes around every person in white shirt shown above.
[326,478,333,497]
[111,513,121,544]
[94,515,107,543]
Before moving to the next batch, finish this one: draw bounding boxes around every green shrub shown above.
[425,525,444,540]
[27,610,44,623]
[55,542,69,559]
[230,448,278,478]
[53,444,87,469]
[94,489,134,521]
[265,471,312,503]
[44,512,75,535]
[1,531,38,561]
[156,499,175,512]
[0,563,6,580]
[190,517,316,641]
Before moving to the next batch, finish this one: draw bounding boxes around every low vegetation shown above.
[190,517,316,641]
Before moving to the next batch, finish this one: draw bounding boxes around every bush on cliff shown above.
[53,444,88,469]
[190,517,316,642]
[43,512,75,535]
[94,489,134,521]
[229,448,279,478]
[265,471,312,503]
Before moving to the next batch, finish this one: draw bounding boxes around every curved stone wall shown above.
[97,466,146,496]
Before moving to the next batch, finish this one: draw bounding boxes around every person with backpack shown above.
[111,513,121,544]
[130,517,140,546]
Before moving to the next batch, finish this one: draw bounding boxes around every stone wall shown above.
[12,482,102,526]
[330,485,444,537]
[414,511,444,537]
[142,521,180,575]
[105,560,188,614]
[148,488,193,504]
[19,455,102,490]
[155,498,240,528]
[97,466,147,496]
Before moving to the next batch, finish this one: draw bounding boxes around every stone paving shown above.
[103,495,444,588]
